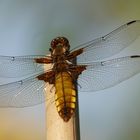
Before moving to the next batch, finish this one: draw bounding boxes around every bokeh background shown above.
[0,0,140,140]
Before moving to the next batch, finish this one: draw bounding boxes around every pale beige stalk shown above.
[44,64,80,140]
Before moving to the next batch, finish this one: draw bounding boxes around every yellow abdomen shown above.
[55,72,76,122]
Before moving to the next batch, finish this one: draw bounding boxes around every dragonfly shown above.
[0,20,140,122]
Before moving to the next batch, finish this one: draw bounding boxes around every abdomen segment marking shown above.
[55,72,76,122]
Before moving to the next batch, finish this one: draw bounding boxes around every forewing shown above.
[72,20,140,63]
[0,55,51,78]
[0,75,48,107]
[78,55,140,92]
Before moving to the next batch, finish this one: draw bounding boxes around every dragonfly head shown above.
[50,37,70,55]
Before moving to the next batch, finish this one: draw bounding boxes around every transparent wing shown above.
[0,75,48,107]
[72,20,140,63]
[78,55,140,92]
[0,55,51,78]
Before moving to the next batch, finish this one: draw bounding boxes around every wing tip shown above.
[131,55,140,58]
[127,20,137,25]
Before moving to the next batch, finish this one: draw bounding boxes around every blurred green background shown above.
[0,0,140,140]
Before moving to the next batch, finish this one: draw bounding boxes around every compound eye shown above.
[51,39,57,49]
[62,37,69,45]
